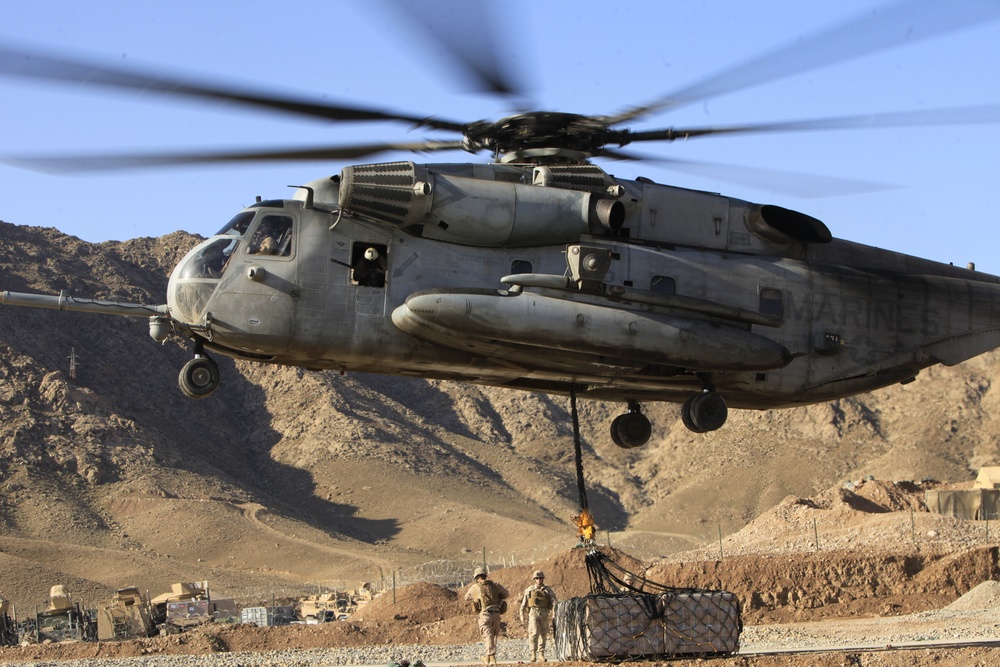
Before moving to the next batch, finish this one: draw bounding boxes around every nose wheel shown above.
[681,392,728,433]
[610,400,652,448]
[179,342,220,399]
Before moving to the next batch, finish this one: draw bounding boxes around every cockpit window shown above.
[247,215,293,257]
[178,238,235,280]
[214,211,254,237]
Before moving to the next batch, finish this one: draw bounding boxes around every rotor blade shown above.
[0,140,469,174]
[622,104,1000,143]
[601,150,893,199]
[378,0,526,99]
[0,45,468,132]
[606,0,1000,125]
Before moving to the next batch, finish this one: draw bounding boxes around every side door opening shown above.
[351,242,388,287]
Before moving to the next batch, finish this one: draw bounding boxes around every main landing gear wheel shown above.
[610,400,652,448]
[681,392,728,433]
[179,355,220,399]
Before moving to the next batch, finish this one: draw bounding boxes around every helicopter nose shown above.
[167,237,232,326]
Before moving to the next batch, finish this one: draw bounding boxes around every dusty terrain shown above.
[2,483,1000,665]
[0,222,999,665]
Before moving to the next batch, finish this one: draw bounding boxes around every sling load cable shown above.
[570,384,596,546]
[569,385,644,594]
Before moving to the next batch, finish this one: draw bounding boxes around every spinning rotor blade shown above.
[607,0,1000,126]
[0,140,469,174]
[382,0,525,99]
[0,45,467,132]
[623,104,1000,144]
[602,150,892,199]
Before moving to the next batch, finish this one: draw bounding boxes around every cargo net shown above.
[554,549,742,662]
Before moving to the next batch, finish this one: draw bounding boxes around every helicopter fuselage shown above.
[160,160,1000,427]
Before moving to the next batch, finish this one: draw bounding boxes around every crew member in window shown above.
[353,247,387,287]
[250,220,286,255]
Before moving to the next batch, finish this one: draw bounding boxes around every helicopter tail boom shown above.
[0,290,168,318]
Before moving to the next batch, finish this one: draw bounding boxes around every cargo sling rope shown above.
[559,390,742,661]
[570,385,596,545]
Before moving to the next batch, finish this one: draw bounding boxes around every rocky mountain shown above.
[0,220,997,610]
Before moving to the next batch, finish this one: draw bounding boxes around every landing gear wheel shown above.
[681,392,728,433]
[610,415,628,448]
[179,356,220,399]
[681,395,699,432]
[610,404,652,448]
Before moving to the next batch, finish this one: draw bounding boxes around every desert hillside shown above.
[0,220,997,612]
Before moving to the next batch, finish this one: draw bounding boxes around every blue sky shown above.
[1,0,999,272]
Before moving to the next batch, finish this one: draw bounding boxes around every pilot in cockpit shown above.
[202,242,227,278]
[250,221,280,255]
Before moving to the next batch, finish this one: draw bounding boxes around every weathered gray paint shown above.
[7,161,1000,416]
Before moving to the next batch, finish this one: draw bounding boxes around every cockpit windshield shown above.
[175,208,297,285]
[214,211,254,237]
[177,237,236,280]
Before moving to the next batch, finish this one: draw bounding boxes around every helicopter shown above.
[2,0,1000,448]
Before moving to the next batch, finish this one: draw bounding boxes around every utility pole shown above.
[68,347,79,379]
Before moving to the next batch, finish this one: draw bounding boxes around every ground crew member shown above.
[518,570,557,662]
[464,566,509,664]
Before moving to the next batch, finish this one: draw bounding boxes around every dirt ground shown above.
[4,482,1000,667]
[2,574,998,666]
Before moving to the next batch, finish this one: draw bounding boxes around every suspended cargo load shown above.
[554,591,741,661]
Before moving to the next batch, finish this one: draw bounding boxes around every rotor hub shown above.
[466,112,616,163]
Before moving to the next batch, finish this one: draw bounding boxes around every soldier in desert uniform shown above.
[464,566,509,664]
[518,570,557,662]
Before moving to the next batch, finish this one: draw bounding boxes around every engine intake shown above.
[339,161,624,247]
[745,204,832,244]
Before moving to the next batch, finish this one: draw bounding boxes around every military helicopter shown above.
[2,0,1000,448]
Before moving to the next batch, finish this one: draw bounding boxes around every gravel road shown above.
[13,583,1000,667]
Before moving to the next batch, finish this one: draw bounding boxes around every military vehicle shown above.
[297,591,354,623]
[149,582,237,632]
[34,585,93,643]
[95,587,153,641]
[0,594,17,646]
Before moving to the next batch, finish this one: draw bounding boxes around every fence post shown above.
[813,517,819,551]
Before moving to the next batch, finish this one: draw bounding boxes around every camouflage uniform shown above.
[464,567,510,664]
[518,570,557,662]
